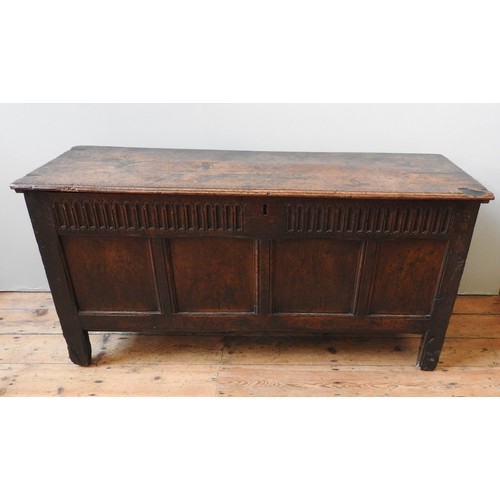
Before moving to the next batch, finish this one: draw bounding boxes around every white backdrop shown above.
[1,103,498,293]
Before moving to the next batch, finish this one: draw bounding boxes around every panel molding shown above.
[168,237,257,313]
[366,239,449,316]
[60,235,160,313]
[270,238,362,314]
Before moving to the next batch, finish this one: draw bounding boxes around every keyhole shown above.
[262,204,268,215]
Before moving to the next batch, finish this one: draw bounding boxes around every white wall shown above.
[1,104,499,293]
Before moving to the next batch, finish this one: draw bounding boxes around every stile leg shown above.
[63,327,92,366]
[23,192,93,367]
[416,330,446,371]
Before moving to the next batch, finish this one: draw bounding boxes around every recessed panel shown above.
[369,240,448,316]
[272,239,362,313]
[169,238,256,313]
[61,235,159,312]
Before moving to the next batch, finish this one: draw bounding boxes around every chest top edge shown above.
[10,146,494,203]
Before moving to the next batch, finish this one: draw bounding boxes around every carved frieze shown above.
[53,199,245,233]
[286,203,453,236]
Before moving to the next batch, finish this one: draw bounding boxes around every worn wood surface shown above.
[1,292,499,396]
[9,148,494,369]
[453,295,500,315]
[10,146,494,200]
[17,191,485,368]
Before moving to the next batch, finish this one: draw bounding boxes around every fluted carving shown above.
[53,200,245,233]
[286,203,453,236]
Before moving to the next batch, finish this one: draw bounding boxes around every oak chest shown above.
[11,146,494,370]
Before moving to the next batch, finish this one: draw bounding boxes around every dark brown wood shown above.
[416,203,482,370]
[368,239,448,315]
[271,239,362,313]
[61,235,160,312]
[11,147,494,369]
[168,237,257,313]
[11,146,494,200]
[23,192,91,366]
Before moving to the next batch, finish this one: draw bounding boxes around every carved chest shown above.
[11,146,494,369]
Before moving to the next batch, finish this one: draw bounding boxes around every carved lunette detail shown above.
[53,200,245,233]
[286,203,453,236]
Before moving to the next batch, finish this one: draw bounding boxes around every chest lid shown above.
[10,146,494,201]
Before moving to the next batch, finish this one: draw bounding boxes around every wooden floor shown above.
[1,292,500,396]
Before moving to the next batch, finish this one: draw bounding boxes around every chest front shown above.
[12,147,493,369]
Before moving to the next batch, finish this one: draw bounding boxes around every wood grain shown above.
[1,293,499,396]
[216,365,500,397]
[11,149,493,370]
[1,307,499,338]
[169,237,257,312]
[0,309,62,334]
[368,239,447,315]
[453,295,500,315]
[0,292,55,310]
[0,364,218,397]
[61,235,160,312]
[272,239,361,313]
[446,315,500,338]
[221,336,500,367]
[11,146,494,200]
[3,334,500,367]
[0,304,500,338]
[0,334,224,365]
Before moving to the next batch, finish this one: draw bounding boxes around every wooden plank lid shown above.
[10,145,494,201]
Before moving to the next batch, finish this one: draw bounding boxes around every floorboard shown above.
[1,292,499,396]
